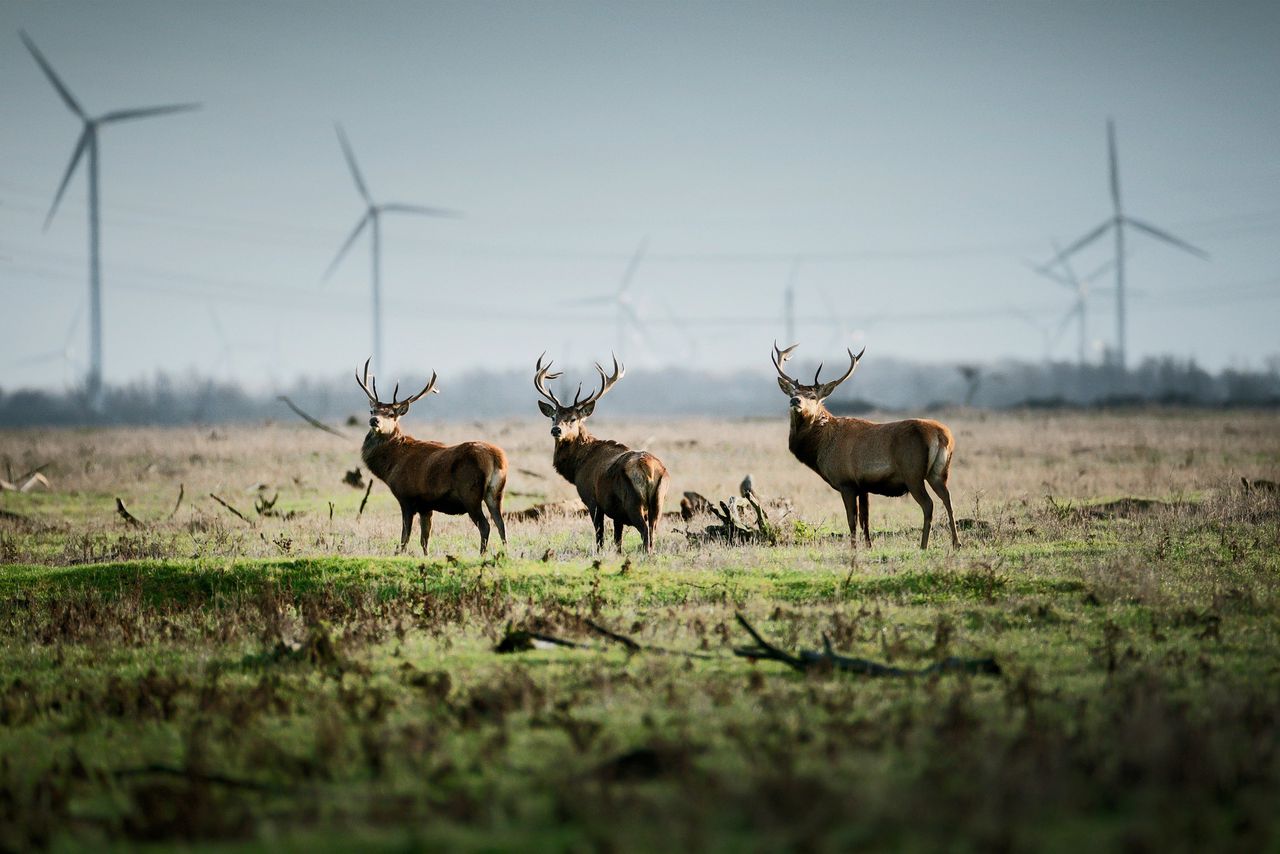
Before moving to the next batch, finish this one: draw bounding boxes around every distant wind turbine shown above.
[21,31,200,407]
[323,123,459,369]
[564,236,651,358]
[1028,240,1118,366]
[1044,119,1208,369]
[10,302,84,385]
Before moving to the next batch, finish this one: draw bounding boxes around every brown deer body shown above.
[772,343,959,550]
[534,354,668,554]
[357,361,508,555]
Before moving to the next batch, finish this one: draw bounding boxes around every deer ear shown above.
[537,401,556,418]
[578,401,596,418]
[777,376,795,396]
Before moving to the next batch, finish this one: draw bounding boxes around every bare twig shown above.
[357,481,374,517]
[167,483,185,520]
[733,613,1001,677]
[114,498,142,527]
[517,468,545,480]
[277,395,348,438]
[209,493,252,525]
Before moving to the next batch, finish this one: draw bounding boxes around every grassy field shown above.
[1,410,1278,850]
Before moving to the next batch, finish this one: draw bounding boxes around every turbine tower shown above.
[323,123,458,369]
[21,31,200,406]
[1047,119,1208,369]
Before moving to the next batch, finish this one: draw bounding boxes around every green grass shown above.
[3,414,1280,850]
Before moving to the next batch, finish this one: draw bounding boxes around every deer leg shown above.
[485,491,507,549]
[418,511,433,556]
[470,508,491,555]
[398,505,414,552]
[613,517,625,553]
[929,477,961,548]
[859,491,871,547]
[907,482,934,550]
[590,506,606,551]
[839,489,859,548]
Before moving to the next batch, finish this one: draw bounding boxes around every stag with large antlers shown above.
[534,353,669,554]
[771,343,960,550]
[357,359,508,555]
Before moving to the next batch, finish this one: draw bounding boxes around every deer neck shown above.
[361,427,408,480]
[788,405,837,469]
[552,428,605,483]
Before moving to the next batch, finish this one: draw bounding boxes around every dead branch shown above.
[209,493,252,525]
[518,468,545,480]
[277,395,348,438]
[733,613,1001,677]
[494,626,590,653]
[15,461,52,484]
[114,498,142,527]
[167,483,184,520]
[357,480,374,517]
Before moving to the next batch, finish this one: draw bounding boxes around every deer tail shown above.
[626,454,666,523]
[926,431,952,481]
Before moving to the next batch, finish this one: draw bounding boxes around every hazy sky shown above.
[2,1,1279,390]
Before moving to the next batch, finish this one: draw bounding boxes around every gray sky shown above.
[2,1,1279,390]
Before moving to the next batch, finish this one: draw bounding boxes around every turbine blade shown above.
[1081,257,1117,285]
[334,123,372,205]
[1051,305,1079,344]
[1107,118,1121,213]
[322,213,370,280]
[20,31,86,119]
[1052,238,1084,290]
[1124,217,1210,260]
[1041,220,1112,270]
[1026,258,1071,288]
[380,203,461,217]
[44,129,90,230]
[617,235,649,296]
[99,103,201,123]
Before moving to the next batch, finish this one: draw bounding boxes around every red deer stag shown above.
[357,359,508,555]
[534,353,669,554]
[771,343,960,550]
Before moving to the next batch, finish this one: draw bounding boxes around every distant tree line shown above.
[1,356,1277,427]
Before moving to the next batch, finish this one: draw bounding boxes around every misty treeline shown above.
[2,355,1278,427]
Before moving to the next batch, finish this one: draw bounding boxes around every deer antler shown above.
[356,358,439,407]
[534,352,566,408]
[399,371,439,405]
[815,347,865,398]
[578,354,625,408]
[356,358,379,404]
[772,341,800,385]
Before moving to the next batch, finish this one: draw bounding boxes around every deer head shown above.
[534,352,624,442]
[356,357,438,435]
[771,341,863,417]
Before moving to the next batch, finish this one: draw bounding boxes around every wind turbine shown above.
[565,236,650,358]
[1045,119,1208,369]
[1028,240,1118,365]
[323,123,458,370]
[9,302,84,385]
[21,31,200,407]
